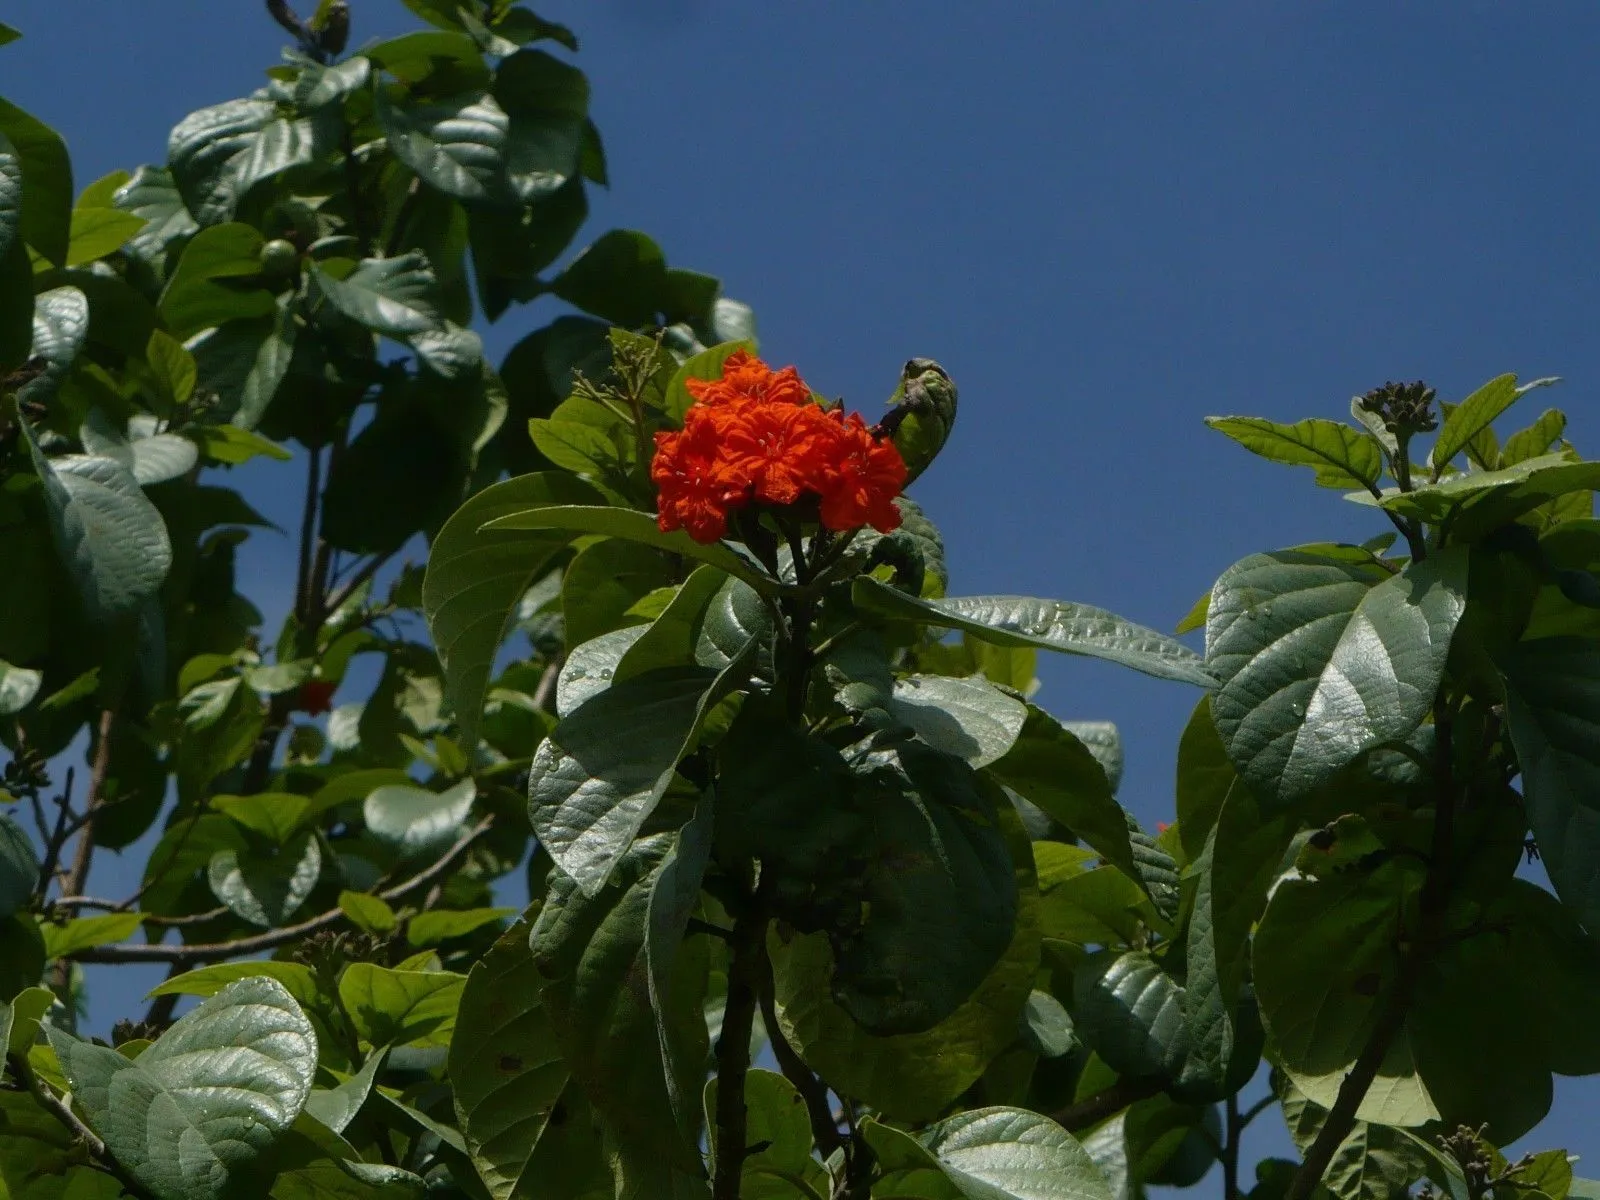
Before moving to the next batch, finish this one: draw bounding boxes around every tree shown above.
[2,5,1599,1200]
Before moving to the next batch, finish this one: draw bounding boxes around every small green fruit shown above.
[259,239,300,276]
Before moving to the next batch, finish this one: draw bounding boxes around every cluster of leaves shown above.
[2,4,1600,1200]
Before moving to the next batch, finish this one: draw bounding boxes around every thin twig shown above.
[531,655,563,714]
[7,1051,154,1199]
[324,551,392,622]
[34,767,78,899]
[70,818,492,965]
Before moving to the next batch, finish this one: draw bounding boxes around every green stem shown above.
[1223,1093,1242,1200]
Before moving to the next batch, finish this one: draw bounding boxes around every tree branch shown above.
[1047,1075,1165,1131]
[713,906,766,1200]
[69,817,491,965]
[758,961,844,1162]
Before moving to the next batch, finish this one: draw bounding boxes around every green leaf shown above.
[338,890,398,934]
[1502,637,1600,929]
[1206,416,1383,490]
[18,283,88,407]
[48,977,317,1200]
[0,812,38,920]
[529,655,749,894]
[1181,787,1289,1091]
[168,98,315,226]
[363,778,476,859]
[562,537,676,650]
[312,252,443,337]
[111,165,198,266]
[159,223,277,337]
[1074,950,1190,1079]
[65,206,146,267]
[1206,547,1467,803]
[423,471,603,747]
[147,961,321,1009]
[1429,373,1557,473]
[0,97,71,265]
[407,906,514,946]
[1173,695,1235,861]
[529,835,708,1182]
[771,804,1038,1121]
[40,912,141,958]
[1281,1081,1429,1200]
[704,1070,831,1200]
[1352,453,1600,541]
[645,798,713,1132]
[987,704,1139,884]
[376,89,508,202]
[867,1107,1115,1200]
[484,504,777,594]
[21,422,173,622]
[207,832,322,927]
[0,658,42,715]
[4,986,55,1055]
[303,1049,386,1136]
[614,564,728,683]
[552,230,666,325]
[663,339,758,421]
[1254,863,1439,1127]
[338,964,465,1049]
[187,306,298,430]
[1502,408,1567,467]
[888,674,1028,768]
[493,49,589,202]
[448,919,572,1200]
[0,129,23,265]
[852,578,1213,687]
[146,328,197,407]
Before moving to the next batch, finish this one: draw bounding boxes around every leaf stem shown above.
[713,905,766,1200]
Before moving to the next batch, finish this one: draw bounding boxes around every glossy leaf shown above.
[888,674,1028,768]
[1074,950,1190,1079]
[48,977,317,1200]
[377,88,508,202]
[868,1107,1115,1200]
[363,778,476,859]
[614,564,727,683]
[22,423,173,622]
[207,833,322,927]
[159,223,276,336]
[0,659,41,716]
[529,654,749,895]
[448,919,570,1200]
[646,798,714,1131]
[423,471,603,747]
[484,503,776,593]
[852,578,1214,687]
[0,96,71,264]
[987,704,1139,883]
[1206,547,1467,803]
[312,252,443,337]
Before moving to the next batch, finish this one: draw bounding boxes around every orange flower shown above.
[685,350,812,409]
[814,411,906,533]
[653,353,907,543]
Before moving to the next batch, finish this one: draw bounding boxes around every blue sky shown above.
[6,0,1599,1174]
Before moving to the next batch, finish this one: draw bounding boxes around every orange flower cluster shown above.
[652,351,907,544]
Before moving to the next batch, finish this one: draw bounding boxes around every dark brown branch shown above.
[69,817,491,965]
[34,766,77,899]
[1047,1075,1166,1131]
[758,962,844,1162]
[713,907,766,1200]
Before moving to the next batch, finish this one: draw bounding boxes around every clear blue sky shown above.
[6,0,1599,1175]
